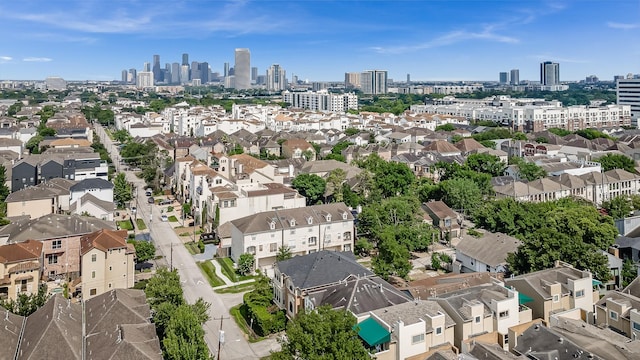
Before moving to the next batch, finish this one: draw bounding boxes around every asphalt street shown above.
[95,124,279,360]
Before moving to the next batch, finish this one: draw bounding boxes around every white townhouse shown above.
[229,203,355,271]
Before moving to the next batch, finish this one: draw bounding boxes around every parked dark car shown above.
[147,197,154,204]
[159,199,172,205]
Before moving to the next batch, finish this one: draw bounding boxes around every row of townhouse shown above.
[0,222,135,302]
[0,215,135,298]
[411,100,632,132]
[494,168,640,206]
[11,149,108,192]
[5,177,114,220]
[272,251,600,359]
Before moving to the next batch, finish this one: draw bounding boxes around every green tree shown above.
[465,153,506,177]
[25,134,43,154]
[128,240,156,263]
[112,129,132,143]
[113,173,133,208]
[435,123,455,132]
[439,177,483,213]
[276,246,292,262]
[38,127,56,136]
[597,154,636,173]
[238,253,255,275]
[271,305,370,360]
[372,236,412,280]
[602,196,633,219]
[512,132,527,140]
[162,304,211,360]
[325,168,347,202]
[0,284,50,316]
[344,128,359,136]
[292,173,326,205]
[145,268,184,309]
[511,158,547,181]
[622,258,638,288]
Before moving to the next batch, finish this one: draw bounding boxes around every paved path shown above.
[95,124,279,360]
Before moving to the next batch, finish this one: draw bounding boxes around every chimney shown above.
[608,246,619,258]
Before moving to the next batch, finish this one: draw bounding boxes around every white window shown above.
[91,254,96,262]
[91,271,96,279]
[499,310,509,319]
[553,294,560,303]
[435,327,442,335]
[633,322,640,331]
[574,289,585,298]
[610,310,618,321]
[48,254,58,264]
[52,240,62,249]
[411,333,424,344]
[269,221,276,230]
[308,237,317,246]
[475,316,481,323]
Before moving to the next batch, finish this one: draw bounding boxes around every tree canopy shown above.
[472,198,617,280]
[597,153,636,173]
[292,174,326,205]
[271,305,370,360]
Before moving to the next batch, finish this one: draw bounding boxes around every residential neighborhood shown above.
[0,73,640,360]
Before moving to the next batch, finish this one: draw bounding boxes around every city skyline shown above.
[0,1,638,81]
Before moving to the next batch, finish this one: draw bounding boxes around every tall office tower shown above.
[191,61,201,81]
[251,67,258,83]
[180,65,190,85]
[266,64,287,91]
[499,72,509,84]
[510,69,520,85]
[540,61,560,85]
[200,62,209,84]
[152,55,162,83]
[182,53,189,66]
[407,74,411,83]
[143,62,151,72]
[344,72,361,89]
[234,48,251,89]
[171,63,180,84]
[229,67,235,76]
[137,72,153,88]
[360,70,388,95]
[618,79,640,127]
[224,62,230,77]
[129,69,137,84]
[121,70,128,83]
[291,75,298,85]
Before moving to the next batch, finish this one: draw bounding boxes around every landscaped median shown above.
[135,219,147,230]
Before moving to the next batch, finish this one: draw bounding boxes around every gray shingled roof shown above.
[276,251,372,290]
[70,178,113,192]
[306,276,411,316]
[0,214,115,243]
[455,232,521,268]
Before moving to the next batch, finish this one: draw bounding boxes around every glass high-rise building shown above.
[540,62,560,85]
[182,53,189,66]
[360,70,387,95]
[510,69,520,85]
[234,48,251,89]
[152,55,162,83]
[499,72,509,84]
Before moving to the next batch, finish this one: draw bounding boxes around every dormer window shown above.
[342,212,348,220]
[307,216,313,225]
[269,221,276,230]
[289,219,296,227]
[326,214,332,222]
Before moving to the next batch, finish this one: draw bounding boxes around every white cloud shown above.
[0,56,12,62]
[607,22,639,30]
[371,26,519,54]
[23,57,52,62]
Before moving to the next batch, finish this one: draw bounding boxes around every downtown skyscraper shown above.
[540,61,560,86]
[152,55,162,84]
[360,70,387,95]
[234,48,251,89]
[266,64,287,91]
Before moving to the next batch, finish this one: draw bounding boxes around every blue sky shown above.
[0,0,638,82]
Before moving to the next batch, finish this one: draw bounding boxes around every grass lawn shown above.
[215,282,256,294]
[184,241,201,255]
[135,219,147,230]
[117,219,133,230]
[168,215,179,222]
[196,261,225,287]
[217,258,239,282]
[230,304,264,343]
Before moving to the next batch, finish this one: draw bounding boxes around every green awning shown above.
[518,292,534,304]
[592,279,603,287]
[354,318,390,347]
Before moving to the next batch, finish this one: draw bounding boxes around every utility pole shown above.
[214,316,229,360]
[170,243,173,271]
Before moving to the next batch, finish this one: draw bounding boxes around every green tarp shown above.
[592,279,602,287]
[354,318,390,347]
